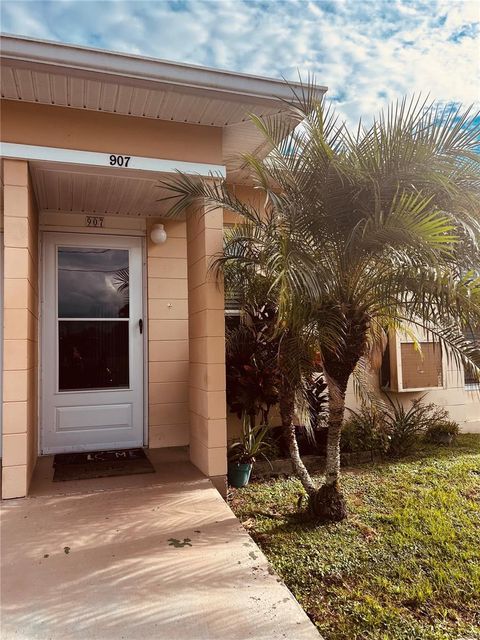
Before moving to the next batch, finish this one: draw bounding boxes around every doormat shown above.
[53,448,155,482]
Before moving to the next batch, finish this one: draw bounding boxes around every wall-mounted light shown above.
[150,223,167,245]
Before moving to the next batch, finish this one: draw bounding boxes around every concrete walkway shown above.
[1,450,321,639]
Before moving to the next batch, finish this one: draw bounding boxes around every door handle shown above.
[139,319,143,334]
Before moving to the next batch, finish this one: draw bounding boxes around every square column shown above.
[2,160,39,499]
[146,219,189,448]
[186,205,227,492]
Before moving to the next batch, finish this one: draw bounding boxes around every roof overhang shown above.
[0,34,328,178]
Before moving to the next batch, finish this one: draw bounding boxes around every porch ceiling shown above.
[1,35,327,177]
[30,162,173,218]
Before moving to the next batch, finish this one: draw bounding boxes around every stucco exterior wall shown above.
[2,159,39,499]
[147,218,190,448]
[187,204,227,482]
[345,372,480,433]
[38,212,191,449]
[344,330,479,432]
[1,101,223,165]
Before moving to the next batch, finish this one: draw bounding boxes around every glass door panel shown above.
[58,247,129,318]
[58,321,129,391]
[57,247,130,392]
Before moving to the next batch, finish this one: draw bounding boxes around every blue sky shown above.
[1,0,479,126]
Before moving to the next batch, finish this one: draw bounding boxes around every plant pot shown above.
[228,462,253,488]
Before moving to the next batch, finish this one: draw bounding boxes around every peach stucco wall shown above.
[187,204,227,480]
[1,101,223,165]
[344,347,480,433]
[35,213,192,453]
[2,159,39,499]
[0,96,229,497]
[147,219,190,448]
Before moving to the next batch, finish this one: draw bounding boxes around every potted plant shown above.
[228,415,271,488]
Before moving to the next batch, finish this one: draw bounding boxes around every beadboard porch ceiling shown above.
[30,161,174,218]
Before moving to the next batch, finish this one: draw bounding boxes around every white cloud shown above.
[1,0,479,128]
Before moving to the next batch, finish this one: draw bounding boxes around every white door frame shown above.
[40,231,146,454]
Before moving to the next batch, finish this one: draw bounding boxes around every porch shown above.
[1,447,321,639]
[1,156,227,499]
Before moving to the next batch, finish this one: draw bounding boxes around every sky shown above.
[1,0,479,127]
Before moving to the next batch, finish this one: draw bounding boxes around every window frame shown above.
[464,326,480,389]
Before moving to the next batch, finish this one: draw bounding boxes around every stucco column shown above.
[186,204,227,494]
[2,159,39,499]
[147,219,189,448]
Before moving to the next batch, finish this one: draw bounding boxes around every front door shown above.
[42,233,144,453]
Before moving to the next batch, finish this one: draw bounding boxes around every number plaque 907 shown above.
[109,154,131,167]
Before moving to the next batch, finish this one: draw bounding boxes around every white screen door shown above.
[42,233,144,453]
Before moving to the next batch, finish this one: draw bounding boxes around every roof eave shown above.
[0,33,328,106]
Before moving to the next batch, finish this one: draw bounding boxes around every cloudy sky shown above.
[1,0,479,126]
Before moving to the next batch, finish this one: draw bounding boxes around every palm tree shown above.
[223,260,325,495]
[161,87,480,521]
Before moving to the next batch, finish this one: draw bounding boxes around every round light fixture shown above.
[150,223,167,245]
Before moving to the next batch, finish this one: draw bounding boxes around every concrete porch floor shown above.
[1,449,321,639]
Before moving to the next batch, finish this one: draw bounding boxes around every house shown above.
[347,329,480,432]
[0,34,322,499]
[0,35,478,501]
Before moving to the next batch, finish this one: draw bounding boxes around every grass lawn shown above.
[230,434,480,640]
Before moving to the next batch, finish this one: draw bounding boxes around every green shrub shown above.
[341,398,461,458]
[425,408,460,444]
[341,406,389,454]
[383,398,432,457]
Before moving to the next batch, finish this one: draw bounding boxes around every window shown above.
[57,247,130,391]
[224,223,242,331]
[464,327,480,386]
[225,293,241,331]
[380,336,391,388]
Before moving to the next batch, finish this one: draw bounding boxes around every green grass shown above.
[230,435,480,640]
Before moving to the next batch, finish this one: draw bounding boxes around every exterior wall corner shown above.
[2,159,39,499]
[187,206,227,478]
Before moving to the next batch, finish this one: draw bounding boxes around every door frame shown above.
[39,230,148,454]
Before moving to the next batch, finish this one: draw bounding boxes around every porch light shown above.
[150,223,167,244]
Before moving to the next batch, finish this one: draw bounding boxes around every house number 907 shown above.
[86,216,104,228]
[109,154,131,167]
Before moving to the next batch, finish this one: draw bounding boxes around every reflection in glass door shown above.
[42,234,144,454]
[57,248,130,391]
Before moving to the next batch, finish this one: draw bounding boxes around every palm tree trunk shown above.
[308,309,369,522]
[307,374,348,521]
[324,379,347,487]
[279,391,316,496]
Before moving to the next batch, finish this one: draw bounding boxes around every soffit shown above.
[1,62,284,127]
[30,162,173,218]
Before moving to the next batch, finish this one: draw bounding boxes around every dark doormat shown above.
[53,448,155,482]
